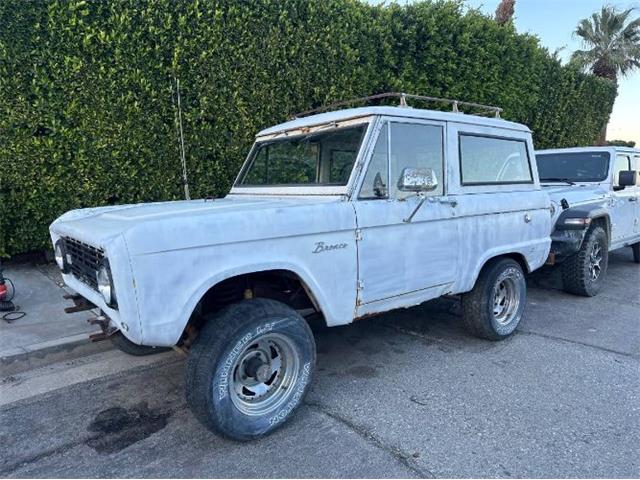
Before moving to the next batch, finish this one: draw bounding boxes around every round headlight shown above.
[54,240,68,273]
[97,260,116,307]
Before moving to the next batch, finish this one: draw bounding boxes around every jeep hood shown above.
[50,195,354,255]
[542,184,608,207]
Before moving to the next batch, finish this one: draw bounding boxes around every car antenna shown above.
[171,76,191,200]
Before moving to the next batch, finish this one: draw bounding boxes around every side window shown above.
[459,134,532,185]
[613,154,631,187]
[635,156,640,186]
[359,123,389,199]
[389,123,444,199]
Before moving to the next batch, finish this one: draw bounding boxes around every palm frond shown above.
[572,5,640,80]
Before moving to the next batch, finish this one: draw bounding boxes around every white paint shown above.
[537,146,640,250]
[50,106,551,347]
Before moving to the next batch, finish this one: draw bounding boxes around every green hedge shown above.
[0,0,616,256]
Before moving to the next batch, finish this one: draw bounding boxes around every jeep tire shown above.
[462,258,526,341]
[186,298,316,441]
[110,331,170,356]
[561,225,608,297]
[632,242,640,264]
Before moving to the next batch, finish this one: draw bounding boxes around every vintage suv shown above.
[50,94,551,441]
[536,146,640,296]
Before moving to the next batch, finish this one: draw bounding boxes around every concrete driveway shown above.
[1,249,638,478]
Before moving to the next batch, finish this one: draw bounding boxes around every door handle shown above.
[427,197,458,207]
[630,197,638,202]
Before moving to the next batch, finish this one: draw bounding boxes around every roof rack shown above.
[292,92,503,119]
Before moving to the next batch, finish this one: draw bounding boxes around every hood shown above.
[50,195,354,255]
[542,183,609,207]
[542,183,610,230]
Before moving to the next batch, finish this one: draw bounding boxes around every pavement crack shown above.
[0,438,86,476]
[305,401,435,479]
[519,330,639,360]
[381,316,638,361]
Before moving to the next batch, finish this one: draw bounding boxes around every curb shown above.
[0,334,114,377]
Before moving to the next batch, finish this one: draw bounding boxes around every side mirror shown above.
[398,167,438,193]
[618,170,637,188]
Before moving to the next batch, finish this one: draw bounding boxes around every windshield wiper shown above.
[541,177,576,185]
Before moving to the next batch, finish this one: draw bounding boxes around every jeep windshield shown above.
[536,151,610,183]
[237,124,367,187]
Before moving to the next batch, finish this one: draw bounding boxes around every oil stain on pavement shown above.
[85,401,171,454]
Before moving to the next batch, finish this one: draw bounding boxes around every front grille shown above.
[63,237,104,290]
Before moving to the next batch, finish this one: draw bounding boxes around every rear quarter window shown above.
[459,134,532,185]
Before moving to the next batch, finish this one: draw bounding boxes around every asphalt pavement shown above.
[0,248,638,478]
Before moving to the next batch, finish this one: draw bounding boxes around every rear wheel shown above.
[561,225,608,297]
[632,242,640,264]
[462,258,526,341]
[186,298,315,441]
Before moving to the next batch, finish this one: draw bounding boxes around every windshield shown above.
[237,125,367,187]
[536,151,610,183]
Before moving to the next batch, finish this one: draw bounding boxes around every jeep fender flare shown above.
[551,206,610,258]
[177,262,329,338]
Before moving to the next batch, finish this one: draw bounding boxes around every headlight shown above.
[96,259,117,308]
[54,240,69,273]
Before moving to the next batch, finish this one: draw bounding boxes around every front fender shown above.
[174,262,334,343]
[551,206,610,260]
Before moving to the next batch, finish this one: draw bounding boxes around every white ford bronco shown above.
[50,94,551,440]
[536,146,640,296]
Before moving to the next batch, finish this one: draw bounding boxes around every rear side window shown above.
[459,134,532,185]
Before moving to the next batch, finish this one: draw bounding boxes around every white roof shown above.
[256,106,530,137]
[537,146,640,155]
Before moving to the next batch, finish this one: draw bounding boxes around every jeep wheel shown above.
[186,298,315,441]
[462,258,526,341]
[110,331,170,356]
[561,225,608,297]
[632,242,640,264]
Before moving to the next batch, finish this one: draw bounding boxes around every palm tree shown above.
[571,5,640,143]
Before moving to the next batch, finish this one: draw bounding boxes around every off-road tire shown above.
[186,298,316,441]
[462,258,526,341]
[561,225,608,297]
[632,242,640,264]
[110,331,170,356]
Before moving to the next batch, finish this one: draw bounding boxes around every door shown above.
[353,118,458,314]
[610,153,639,247]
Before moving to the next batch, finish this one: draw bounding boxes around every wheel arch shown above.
[176,263,328,347]
[464,248,533,294]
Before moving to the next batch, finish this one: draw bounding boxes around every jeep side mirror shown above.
[618,170,637,188]
[398,167,438,193]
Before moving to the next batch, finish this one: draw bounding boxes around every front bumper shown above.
[549,228,588,261]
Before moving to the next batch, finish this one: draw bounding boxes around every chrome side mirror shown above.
[398,167,438,193]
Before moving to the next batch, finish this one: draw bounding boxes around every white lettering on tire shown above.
[268,362,311,426]
[217,321,279,400]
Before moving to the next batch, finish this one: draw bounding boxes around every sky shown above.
[372,0,640,144]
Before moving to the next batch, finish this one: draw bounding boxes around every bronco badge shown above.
[312,242,348,253]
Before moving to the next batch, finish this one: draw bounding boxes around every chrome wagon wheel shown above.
[492,271,521,326]
[229,333,300,417]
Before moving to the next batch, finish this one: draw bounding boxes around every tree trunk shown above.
[596,122,607,146]
[592,73,616,146]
